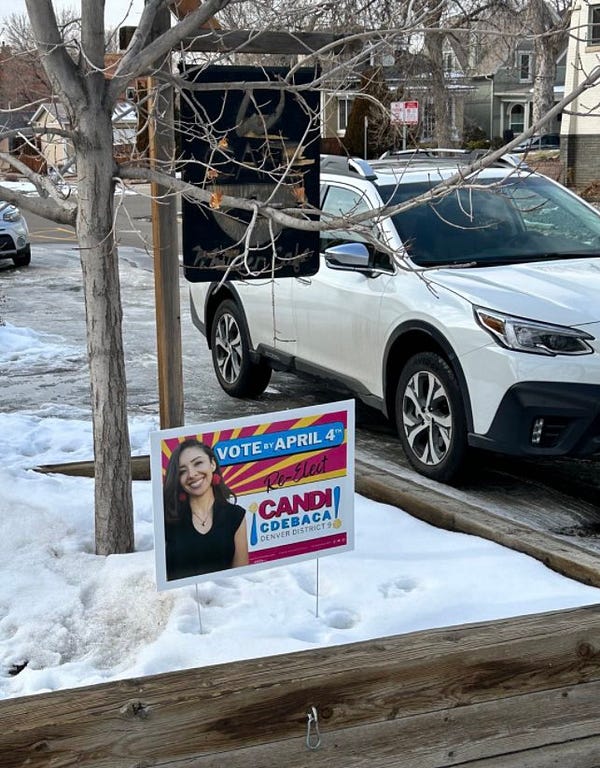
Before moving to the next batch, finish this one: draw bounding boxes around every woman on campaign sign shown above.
[163,439,248,580]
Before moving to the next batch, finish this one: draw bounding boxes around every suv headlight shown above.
[474,307,594,356]
[2,206,22,222]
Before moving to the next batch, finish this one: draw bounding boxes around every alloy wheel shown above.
[214,311,242,385]
[401,369,453,466]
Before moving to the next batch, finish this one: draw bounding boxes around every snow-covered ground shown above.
[1,319,599,701]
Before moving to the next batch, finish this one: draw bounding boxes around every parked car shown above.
[512,134,560,153]
[0,201,31,267]
[189,154,600,483]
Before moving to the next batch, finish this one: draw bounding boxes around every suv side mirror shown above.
[324,242,371,270]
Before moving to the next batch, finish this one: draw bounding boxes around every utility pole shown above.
[148,1,184,429]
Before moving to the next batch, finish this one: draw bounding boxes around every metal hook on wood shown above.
[306,705,322,750]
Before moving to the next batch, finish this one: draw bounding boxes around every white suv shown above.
[0,201,31,267]
[189,155,600,483]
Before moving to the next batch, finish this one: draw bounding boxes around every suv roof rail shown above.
[371,149,531,172]
[379,148,470,160]
[320,154,377,180]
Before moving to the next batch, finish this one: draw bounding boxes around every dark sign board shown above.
[180,66,321,282]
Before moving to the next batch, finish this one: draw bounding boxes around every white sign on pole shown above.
[390,100,419,125]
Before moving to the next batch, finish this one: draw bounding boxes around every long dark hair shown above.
[163,439,234,526]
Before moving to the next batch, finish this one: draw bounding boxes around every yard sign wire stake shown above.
[315,558,320,618]
[195,583,204,634]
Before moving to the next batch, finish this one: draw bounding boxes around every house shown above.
[321,46,474,152]
[322,5,569,152]
[462,5,567,143]
[29,101,73,171]
[0,107,36,173]
[561,0,600,189]
[465,47,566,142]
[29,99,138,174]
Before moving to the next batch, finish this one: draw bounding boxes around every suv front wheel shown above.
[13,245,31,268]
[395,352,467,483]
[211,299,272,398]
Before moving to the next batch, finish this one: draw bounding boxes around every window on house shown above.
[556,49,566,85]
[518,53,532,82]
[337,97,354,133]
[590,5,600,45]
[508,103,525,134]
[421,100,435,143]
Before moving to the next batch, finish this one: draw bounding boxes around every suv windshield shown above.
[381,176,600,267]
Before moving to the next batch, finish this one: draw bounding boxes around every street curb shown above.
[356,457,600,589]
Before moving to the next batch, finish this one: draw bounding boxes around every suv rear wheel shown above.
[395,352,467,483]
[211,299,272,398]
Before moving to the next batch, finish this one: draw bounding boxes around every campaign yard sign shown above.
[151,401,355,590]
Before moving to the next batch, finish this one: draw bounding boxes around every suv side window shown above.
[321,184,393,271]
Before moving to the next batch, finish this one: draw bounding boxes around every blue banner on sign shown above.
[214,423,345,465]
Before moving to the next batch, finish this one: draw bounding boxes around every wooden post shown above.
[148,1,185,429]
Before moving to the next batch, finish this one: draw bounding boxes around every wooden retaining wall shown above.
[2,604,600,767]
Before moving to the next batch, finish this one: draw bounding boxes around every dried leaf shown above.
[292,186,307,204]
[209,191,224,209]
[218,137,229,149]
[206,167,219,181]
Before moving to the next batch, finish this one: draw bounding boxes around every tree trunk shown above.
[532,43,556,125]
[432,70,453,147]
[425,31,453,148]
[75,107,134,555]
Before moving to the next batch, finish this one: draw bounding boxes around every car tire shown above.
[395,352,468,483]
[12,245,31,268]
[211,299,272,398]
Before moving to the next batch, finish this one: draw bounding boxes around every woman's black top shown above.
[166,500,246,580]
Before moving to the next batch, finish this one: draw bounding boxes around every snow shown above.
[0,179,140,198]
[1,321,599,701]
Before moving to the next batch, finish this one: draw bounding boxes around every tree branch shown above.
[24,0,85,108]
[107,0,232,103]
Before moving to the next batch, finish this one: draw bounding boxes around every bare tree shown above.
[522,0,570,125]
[0,13,53,107]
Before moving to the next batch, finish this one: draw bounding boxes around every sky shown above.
[0,1,145,32]
[1,270,600,700]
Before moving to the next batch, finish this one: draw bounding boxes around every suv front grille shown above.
[0,234,15,253]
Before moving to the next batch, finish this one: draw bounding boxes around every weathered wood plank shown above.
[6,678,600,767]
[118,26,360,54]
[455,735,600,767]
[183,29,361,54]
[2,605,600,767]
[356,458,600,588]
[151,680,600,768]
[35,455,150,480]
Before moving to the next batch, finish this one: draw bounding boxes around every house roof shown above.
[30,101,71,127]
[112,100,137,124]
[29,99,137,127]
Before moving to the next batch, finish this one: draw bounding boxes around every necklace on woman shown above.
[193,509,212,528]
